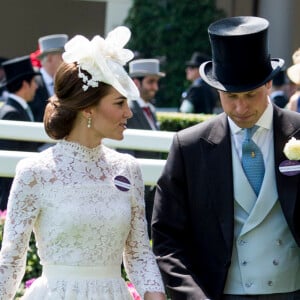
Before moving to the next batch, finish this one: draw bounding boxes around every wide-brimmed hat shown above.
[199,16,284,92]
[186,52,210,68]
[38,34,68,59]
[287,48,300,85]
[129,59,165,78]
[1,55,40,86]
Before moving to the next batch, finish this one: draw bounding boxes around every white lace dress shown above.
[0,140,165,299]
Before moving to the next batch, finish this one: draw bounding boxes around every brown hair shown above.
[44,62,112,139]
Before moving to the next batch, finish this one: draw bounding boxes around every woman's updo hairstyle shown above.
[44,62,112,140]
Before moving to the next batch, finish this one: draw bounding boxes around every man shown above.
[0,56,41,210]
[0,57,8,103]
[269,70,289,108]
[179,52,219,114]
[126,58,165,236]
[152,16,300,300]
[29,33,68,122]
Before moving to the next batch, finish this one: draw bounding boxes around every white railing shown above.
[0,120,175,185]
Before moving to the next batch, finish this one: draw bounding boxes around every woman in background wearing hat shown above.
[0,56,41,211]
[0,27,165,300]
[287,48,300,112]
[152,16,300,300]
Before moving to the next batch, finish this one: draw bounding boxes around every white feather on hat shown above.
[287,48,300,85]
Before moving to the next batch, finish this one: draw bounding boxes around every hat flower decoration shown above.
[279,137,300,176]
[62,26,139,99]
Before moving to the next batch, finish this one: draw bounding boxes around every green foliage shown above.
[157,111,215,131]
[124,0,225,107]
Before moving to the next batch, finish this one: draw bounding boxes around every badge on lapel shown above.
[279,137,300,176]
[114,175,131,191]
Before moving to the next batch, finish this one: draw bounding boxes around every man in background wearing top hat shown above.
[269,70,289,108]
[0,57,8,104]
[0,56,41,210]
[122,58,165,237]
[179,52,220,114]
[29,33,68,122]
[152,16,300,300]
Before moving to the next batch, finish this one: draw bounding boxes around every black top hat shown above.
[272,70,286,86]
[1,55,40,86]
[199,16,284,92]
[186,52,210,68]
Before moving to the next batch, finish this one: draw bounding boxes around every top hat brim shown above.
[185,61,199,68]
[38,48,64,59]
[130,71,165,78]
[199,58,284,93]
[1,70,41,87]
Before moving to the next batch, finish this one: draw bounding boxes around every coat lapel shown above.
[129,100,154,130]
[273,106,300,229]
[206,114,234,253]
[240,142,278,235]
[6,97,30,121]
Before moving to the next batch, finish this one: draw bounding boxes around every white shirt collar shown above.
[135,97,155,112]
[228,98,273,135]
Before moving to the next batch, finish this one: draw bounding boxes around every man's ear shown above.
[133,78,141,89]
[266,80,272,89]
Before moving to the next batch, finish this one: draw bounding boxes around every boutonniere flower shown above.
[279,137,300,176]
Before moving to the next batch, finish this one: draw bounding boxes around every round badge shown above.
[279,160,300,176]
[114,175,131,191]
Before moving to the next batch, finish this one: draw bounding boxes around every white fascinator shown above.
[62,26,140,99]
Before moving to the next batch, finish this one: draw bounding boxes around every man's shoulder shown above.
[276,105,300,122]
[0,100,18,115]
[177,113,226,142]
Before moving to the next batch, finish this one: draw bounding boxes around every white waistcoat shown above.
[224,144,300,294]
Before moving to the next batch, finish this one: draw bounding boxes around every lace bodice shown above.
[0,140,164,299]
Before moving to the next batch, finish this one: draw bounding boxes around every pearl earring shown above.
[87,117,92,128]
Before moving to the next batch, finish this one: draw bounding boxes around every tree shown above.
[124,0,225,108]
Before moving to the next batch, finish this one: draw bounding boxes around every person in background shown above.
[179,51,220,114]
[29,33,68,122]
[152,16,300,300]
[0,57,8,103]
[269,69,289,108]
[0,26,166,300]
[125,58,165,238]
[0,56,40,210]
[286,48,300,112]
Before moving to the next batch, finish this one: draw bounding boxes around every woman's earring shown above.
[87,117,92,128]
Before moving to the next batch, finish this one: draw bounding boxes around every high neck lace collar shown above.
[57,139,103,162]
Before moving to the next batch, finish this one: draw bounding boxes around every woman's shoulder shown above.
[16,146,55,174]
[103,145,137,161]
[102,145,140,171]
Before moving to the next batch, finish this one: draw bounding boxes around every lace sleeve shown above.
[123,157,165,297]
[0,158,41,299]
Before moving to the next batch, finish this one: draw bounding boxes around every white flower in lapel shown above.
[283,137,300,161]
[279,137,300,176]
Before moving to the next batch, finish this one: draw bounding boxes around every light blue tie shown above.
[241,126,265,196]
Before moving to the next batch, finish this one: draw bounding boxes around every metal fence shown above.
[0,120,175,185]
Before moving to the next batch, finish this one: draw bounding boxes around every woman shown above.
[286,48,300,112]
[0,27,166,299]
